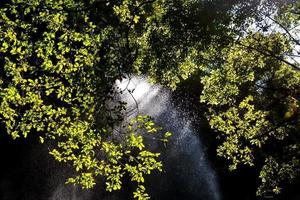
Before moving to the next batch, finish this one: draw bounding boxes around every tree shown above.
[199,0,300,196]
[1,0,299,199]
[0,0,172,199]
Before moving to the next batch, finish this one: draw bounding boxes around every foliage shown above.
[200,10,300,197]
[0,0,171,199]
[1,0,300,198]
[64,115,171,199]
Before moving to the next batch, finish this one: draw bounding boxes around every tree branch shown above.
[266,15,300,46]
[235,40,300,71]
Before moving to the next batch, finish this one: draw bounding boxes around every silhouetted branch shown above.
[266,15,300,46]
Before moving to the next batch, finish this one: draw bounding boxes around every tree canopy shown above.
[0,0,299,199]
[0,0,172,199]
